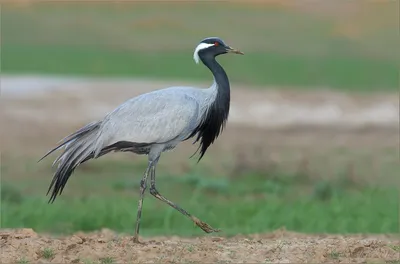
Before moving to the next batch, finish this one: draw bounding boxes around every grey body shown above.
[95,84,217,160]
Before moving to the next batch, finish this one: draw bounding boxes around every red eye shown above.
[214,42,219,46]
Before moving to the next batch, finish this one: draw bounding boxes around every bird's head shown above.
[193,37,244,64]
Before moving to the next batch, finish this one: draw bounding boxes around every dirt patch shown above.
[1,228,399,263]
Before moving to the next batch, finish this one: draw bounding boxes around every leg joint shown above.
[149,186,159,196]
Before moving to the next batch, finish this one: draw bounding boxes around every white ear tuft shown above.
[193,43,214,64]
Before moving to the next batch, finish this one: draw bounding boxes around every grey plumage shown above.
[39,36,244,242]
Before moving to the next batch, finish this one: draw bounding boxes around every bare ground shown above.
[1,76,399,263]
[1,228,399,263]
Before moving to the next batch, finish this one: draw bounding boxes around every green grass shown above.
[3,45,397,91]
[2,2,398,91]
[1,160,398,236]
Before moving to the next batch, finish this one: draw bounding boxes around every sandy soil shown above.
[1,228,399,263]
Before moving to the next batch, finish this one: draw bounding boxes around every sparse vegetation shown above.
[388,245,400,252]
[386,260,400,264]
[82,259,96,264]
[187,245,194,252]
[82,259,95,264]
[41,248,55,259]
[17,258,29,264]
[329,250,341,259]
[99,257,114,264]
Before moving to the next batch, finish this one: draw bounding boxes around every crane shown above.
[39,37,244,243]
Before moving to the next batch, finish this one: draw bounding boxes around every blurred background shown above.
[1,1,399,237]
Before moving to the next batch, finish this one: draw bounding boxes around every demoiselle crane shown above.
[39,37,244,242]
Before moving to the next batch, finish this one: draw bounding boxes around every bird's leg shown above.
[132,164,151,243]
[149,165,220,234]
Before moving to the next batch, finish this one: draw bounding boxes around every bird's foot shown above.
[191,216,221,233]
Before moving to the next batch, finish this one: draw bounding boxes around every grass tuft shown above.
[41,248,55,259]
[17,258,29,264]
[329,250,342,259]
[99,257,114,264]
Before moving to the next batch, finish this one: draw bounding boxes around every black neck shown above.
[186,53,231,162]
[201,55,230,96]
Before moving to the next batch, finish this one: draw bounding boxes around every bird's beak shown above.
[226,46,244,55]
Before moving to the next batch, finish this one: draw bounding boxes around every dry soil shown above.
[1,228,399,263]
